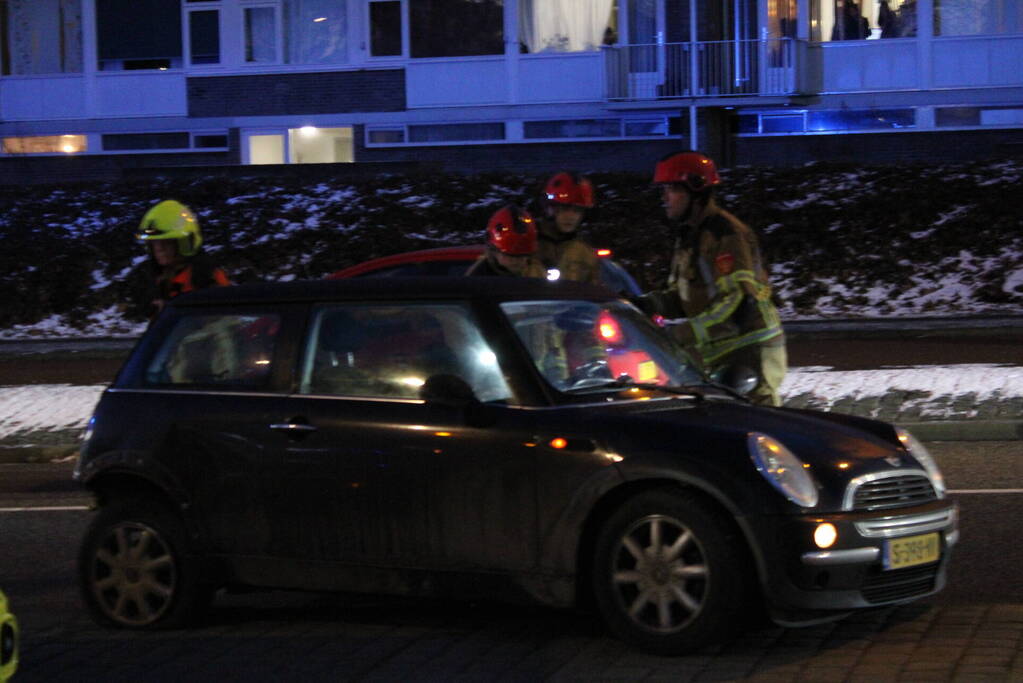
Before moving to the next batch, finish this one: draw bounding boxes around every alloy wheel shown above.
[87,522,177,626]
[609,514,709,634]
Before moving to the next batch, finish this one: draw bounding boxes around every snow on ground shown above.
[2,363,1020,439]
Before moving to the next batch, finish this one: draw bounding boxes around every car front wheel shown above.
[78,500,211,629]
[592,489,751,655]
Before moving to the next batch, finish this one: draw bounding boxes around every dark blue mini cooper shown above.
[75,277,956,654]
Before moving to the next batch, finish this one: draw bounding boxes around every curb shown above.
[0,445,79,465]
[896,419,1023,442]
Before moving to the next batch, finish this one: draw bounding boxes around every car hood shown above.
[586,396,925,511]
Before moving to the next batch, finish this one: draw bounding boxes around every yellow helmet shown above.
[136,200,202,257]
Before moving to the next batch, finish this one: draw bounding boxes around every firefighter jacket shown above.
[465,250,547,278]
[130,251,230,320]
[537,220,601,285]
[653,202,783,365]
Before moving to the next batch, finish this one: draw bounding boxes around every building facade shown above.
[2,0,1022,183]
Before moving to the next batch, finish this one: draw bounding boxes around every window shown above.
[738,108,915,134]
[193,133,230,149]
[935,0,1022,35]
[288,126,353,163]
[300,304,512,403]
[366,127,405,144]
[244,6,277,63]
[624,119,669,137]
[936,106,1023,127]
[408,122,504,143]
[248,133,285,164]
[96,0,182,70]
[410,0,503,58]
[285,0,348,64]
[812,0,913,42]
[188,10,220,65]
[524,119,620,139]
[102,133,190,151]
[145,313,281,388]
[2,135,86,154]
[519,0,615,53]
[369,0,402,56]
[761,114,805,133]
[807,108,914,130]
[2,0,83,75]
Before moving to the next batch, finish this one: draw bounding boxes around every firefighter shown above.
[643,151,787,406]
[466,205,547,278]
[537,171,601,285]
[131,199,231,320]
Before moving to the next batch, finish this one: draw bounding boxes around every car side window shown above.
[300,303,512,403]
[144,313,281,388]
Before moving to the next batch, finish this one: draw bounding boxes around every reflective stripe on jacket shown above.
[665,206,783,364]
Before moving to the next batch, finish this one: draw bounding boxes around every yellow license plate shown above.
[884,532,940,570]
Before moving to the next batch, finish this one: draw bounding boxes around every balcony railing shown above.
[604,39,801,100]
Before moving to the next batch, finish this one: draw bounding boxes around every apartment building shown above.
[1,0,1021,184]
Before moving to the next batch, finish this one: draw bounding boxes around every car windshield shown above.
[500,300,705,395]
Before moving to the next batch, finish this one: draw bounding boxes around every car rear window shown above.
[143,313,282,388]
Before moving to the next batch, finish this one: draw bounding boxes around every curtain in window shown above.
[245,7,276,62]
[519,0,615,53]
[286,0,348,64]
[935,0,1022,35]
[6,0,81,74]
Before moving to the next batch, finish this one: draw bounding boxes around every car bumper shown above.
[746,499,958,617]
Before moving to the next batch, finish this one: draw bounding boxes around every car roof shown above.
[329,246,485,279]
[171,276,613,307]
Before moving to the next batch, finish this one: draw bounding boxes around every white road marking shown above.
[0,505,90,512]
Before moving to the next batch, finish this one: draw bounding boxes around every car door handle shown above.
[269,422,318,433]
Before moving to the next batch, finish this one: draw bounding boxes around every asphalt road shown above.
[1,441,1021,681]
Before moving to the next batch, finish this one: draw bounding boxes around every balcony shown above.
[604,39,803,101]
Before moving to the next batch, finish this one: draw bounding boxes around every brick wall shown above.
[0,150,239,186]
[736,129,1023,166]
[353,129,684,174]
[188,70,406,117]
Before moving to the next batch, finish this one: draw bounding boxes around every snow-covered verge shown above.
[2,364,1020,447]
[0,160,1021,339]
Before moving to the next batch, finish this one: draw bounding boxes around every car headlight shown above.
[748,433,819,508]
[895,427,946,497]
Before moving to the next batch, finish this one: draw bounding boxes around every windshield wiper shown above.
[564,378,708,400]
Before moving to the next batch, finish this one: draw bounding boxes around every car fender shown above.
[77,450,194,515]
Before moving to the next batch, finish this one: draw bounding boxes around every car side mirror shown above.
[710,365,758,396]
[420,374,496,428]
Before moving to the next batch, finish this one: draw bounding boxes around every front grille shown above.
[861,563,939,603]
[850,474,936,511]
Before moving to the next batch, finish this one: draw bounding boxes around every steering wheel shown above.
[566,359,613,390]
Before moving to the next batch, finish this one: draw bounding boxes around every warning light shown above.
[596,249,612,257]
[549,438,568,450]
[597,313,623,344]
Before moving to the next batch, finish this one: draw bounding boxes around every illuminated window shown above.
[2,135,86,154]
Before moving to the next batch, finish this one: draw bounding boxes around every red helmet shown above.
[543,172,595,208]
[653,151,721,192]
[487,205,537,255]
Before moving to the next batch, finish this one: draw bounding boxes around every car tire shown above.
[78,499,212,629]
[591,488,751,655]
